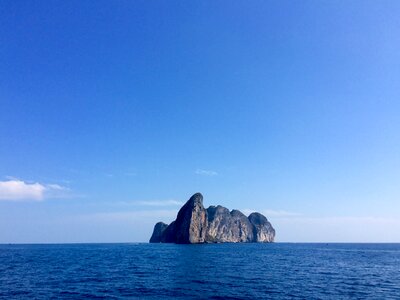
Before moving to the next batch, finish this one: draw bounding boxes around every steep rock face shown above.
[206,206,254,242]
[248,212,275,242]
[149,193,275,244]
[161,221,176,243]
[149,222,168,243]
[174,193,208,243]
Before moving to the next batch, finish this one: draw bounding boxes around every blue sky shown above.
[1,1,400,243]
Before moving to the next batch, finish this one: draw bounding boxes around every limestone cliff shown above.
[149,193,275,244]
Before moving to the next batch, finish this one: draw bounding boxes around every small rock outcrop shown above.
[149,222,168,243]
[149,193,275,244]
[248,212,275,242]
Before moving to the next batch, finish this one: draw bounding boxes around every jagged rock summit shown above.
[150,193,275,244]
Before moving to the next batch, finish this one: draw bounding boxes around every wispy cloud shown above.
[79,209,178,222]
[272,216,400,242]
[242,208,301,218]
[261,209,301,217]
[134,200,184,207]
[0,179,70,201]
[195,169,218,176]
[104,172,137,178]
[85,199,183,208]
[46,184,66,191]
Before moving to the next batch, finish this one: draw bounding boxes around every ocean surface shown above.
[0,243,399,299]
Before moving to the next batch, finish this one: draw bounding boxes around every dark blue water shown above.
[0,243,399,299]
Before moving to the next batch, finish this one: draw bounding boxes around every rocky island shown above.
[150,193,275,244]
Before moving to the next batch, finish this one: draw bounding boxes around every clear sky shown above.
[1,1,399,243]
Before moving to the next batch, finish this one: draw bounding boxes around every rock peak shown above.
[188,192,203,204]
[149,193,275,244]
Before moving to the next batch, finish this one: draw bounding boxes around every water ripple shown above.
[0,243,399,299]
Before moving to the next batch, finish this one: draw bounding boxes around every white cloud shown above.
[195,169,218,176]
[0,179,69,201]
[0,180,45,201]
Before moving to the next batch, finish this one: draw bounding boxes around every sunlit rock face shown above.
[206,206,255,243]
[149,193,275,244]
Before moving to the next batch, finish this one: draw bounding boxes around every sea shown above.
[0,243,399,299]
